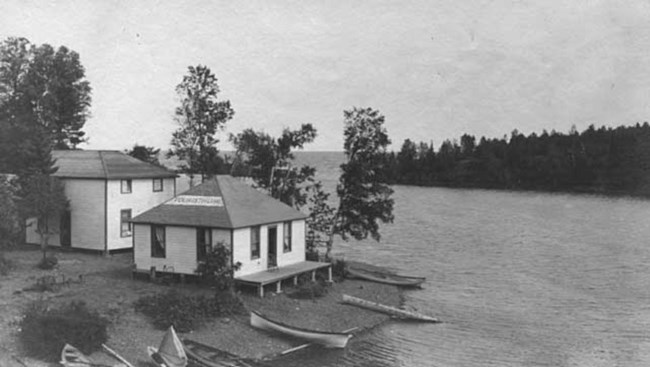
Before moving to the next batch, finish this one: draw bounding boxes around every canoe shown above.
[183,338,266,367]
[346,266,425,287]
[341,294,439,323]
[148,326,188,367]
[60,344,93,367]
[250,311,352,348]
[60,344,127,367]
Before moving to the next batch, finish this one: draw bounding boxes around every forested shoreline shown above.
[383,123,650,198]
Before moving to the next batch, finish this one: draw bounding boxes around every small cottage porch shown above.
[235,261,332,297]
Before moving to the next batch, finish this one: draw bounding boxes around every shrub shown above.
[19,301,109,362]
[37,255,58,270]
[134,290,245,332]
[0,252,15,276]
[287,280,328,300]
[195,243,241,291]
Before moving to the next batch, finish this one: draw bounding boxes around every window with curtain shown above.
[251,225,260,259]
[283,221,292,252]
[196,227,212,261]
[120,209,132,237]
[151,225,166,258]
[121,179,132,194]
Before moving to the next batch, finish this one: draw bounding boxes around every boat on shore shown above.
[250,311,353,348]
[342,294,439,322]
[147,326,188,367]
[183,338,266,367]
[61,344,128,367]
[346,266,425,287]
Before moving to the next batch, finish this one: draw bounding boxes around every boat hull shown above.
[342,294,439,322]
[346,266,425,287]
[250,311,352,348]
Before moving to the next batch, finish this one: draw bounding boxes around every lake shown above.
[269,151,650,367]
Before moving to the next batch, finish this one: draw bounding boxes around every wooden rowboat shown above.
[346,266,425,287]
[148,326,188,367]
[250,311,352,348]
[342,294,439,323]
[183,338,266,367]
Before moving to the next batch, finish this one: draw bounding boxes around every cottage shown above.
[131,175,331,296]
[25,150,177,252]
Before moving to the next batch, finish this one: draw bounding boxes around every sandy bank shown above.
[0,249,401,367]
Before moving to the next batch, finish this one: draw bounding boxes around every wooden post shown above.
[276,281,282,294]
[259,285,264,298]
[293,276,298,286]
[311,271,315,281]
[328,266,333,282]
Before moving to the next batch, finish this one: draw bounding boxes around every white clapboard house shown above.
[25,150,177,253]
[131,175,331,296]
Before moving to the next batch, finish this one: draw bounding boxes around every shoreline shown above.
[0,249,402,366]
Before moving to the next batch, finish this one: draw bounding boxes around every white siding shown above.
[277,219,306,267]
[233,227,267,277]
[134,225,233,275]
[232,219,306,277]
[133,224,197,274]
[25,179,105,250]
[106,177,175,250]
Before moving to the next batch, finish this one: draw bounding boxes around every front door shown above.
[268,226,277,268]
[60,211,71,247]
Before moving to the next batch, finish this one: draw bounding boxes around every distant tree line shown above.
[384,123,650,197]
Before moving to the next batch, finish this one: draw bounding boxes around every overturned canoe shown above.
[183,339,265,367]
[250,311,352,348]
[346,266,425,287]
[342,294,439,323]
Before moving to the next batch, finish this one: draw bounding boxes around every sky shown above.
[2,0,650,152]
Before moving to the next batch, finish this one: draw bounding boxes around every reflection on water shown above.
[272,152,650,366]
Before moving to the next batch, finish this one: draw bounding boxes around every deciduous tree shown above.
[230,124,317,208]
[308,107,394,259]
[169,65,234,179]
[126,144,161,166]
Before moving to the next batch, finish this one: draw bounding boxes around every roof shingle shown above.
[52,150,176,179]
[132,175,307,229]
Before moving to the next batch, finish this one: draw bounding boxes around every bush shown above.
[19,301,109,362]
[134,290,245,332]
[287,280,328,300]
[0,252,15,276]
[37,255,58,270]
[195,243,241,290]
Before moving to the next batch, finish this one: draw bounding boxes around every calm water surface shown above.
[269,152,650,367]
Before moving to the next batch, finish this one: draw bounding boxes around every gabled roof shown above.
[131,175,307,229]
[52,150,177,179]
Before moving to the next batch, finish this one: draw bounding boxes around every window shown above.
[120,209,132,237]
[151,225,166,258]
[283,221,292,253]
[153,178,163,192]
[251,225,260,259]
[196,227,212,261]
[121,179,132,194]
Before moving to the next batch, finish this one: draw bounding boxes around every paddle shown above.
[102,344,135,367]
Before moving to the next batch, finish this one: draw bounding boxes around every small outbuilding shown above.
[131,175,331,296]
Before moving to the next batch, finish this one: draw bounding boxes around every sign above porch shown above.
[167,195,224,207]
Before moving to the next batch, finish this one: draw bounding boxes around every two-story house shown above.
[25,150,177,253]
